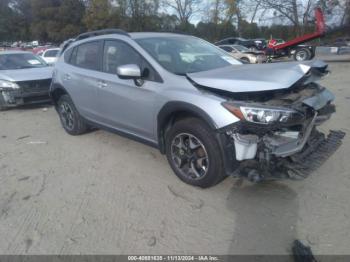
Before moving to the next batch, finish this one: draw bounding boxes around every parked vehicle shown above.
[0,51,53,110]
[252,38,267,50]
[32,45,53,55]
[215,37,258,50]
[51,29,344,188]
[334,37,350,47]
[219,44,267,63]
[39,48,60,65]
[267,8,325,61]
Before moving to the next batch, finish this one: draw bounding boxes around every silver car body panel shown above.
[0,50,53,82]
[0,67,53,82]
[187,60,327,93]
[53,34,241,144]
[52,33,331,148]
[302,88,334,110]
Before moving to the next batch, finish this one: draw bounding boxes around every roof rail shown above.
[75,29,130,41]
[58,29,130,56]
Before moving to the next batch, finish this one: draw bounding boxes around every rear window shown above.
[72,41,100,71]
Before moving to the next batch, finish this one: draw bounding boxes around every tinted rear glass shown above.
[71,41,100,71]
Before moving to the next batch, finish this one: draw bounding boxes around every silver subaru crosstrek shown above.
[51,29,344,188]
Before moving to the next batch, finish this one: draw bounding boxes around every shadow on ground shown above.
[226,182,298,256]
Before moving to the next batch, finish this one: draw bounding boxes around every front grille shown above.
[17,79,51,94]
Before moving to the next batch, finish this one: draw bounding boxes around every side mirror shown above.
[117,64,141,79]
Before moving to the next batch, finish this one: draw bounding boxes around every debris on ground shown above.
[17,135,31,141]
[292,240,317,262]
[27,141,48,145]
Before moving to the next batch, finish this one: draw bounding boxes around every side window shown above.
[103,40,161,82]
[103,40,142,74]
[74,41,100,71]
[69,47,77,64]
[64,47,74,63]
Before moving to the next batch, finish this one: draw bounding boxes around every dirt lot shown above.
[0,62,349,256]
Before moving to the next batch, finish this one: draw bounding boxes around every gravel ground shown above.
[0,62,349,256]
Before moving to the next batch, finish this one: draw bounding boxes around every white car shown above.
[39,48,60,65]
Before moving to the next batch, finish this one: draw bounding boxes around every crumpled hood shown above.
[0,67,53,82]
[187,60,328,93]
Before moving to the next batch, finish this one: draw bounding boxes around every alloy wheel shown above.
[296,50,308,61]
[170,133,209,180]
[59,102,75,131]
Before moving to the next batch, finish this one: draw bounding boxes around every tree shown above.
[254,0,322,35]
[83,0,112,31]
[54,0,86,40]
[224,0,243,35]
[162,0,201,25]
[0,1,14,41]
[127,0,160,31]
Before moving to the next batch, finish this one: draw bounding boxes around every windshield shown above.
[136,36,240,75]
[233,45,249,52]
[0,53,47,70]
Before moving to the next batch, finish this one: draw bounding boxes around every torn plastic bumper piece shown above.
[232,130,345,182]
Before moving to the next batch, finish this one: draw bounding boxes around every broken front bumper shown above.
[219,88,345,182]
[229,129,345,182]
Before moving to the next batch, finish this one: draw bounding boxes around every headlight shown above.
[222,102,304,125]
[0,80,19,90]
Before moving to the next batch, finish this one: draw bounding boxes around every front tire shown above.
[57,94,88,135]
[165,118,226,188]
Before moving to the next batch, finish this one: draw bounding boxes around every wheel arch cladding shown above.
[50,84,68,105]
[157,101,217,154]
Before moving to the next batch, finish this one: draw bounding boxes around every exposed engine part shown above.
[263,113,318,157]
[231,130,345,182]
[232,133,259,161]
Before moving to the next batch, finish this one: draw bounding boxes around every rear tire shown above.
[57,94,88,135]
[165,118,226,188]
[294,48,312,61]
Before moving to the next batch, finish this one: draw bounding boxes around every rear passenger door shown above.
[65,40,103,120]
[95,40,162,142]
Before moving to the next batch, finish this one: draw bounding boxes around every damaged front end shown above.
[220,83,345,182]
[0,79,51,110]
